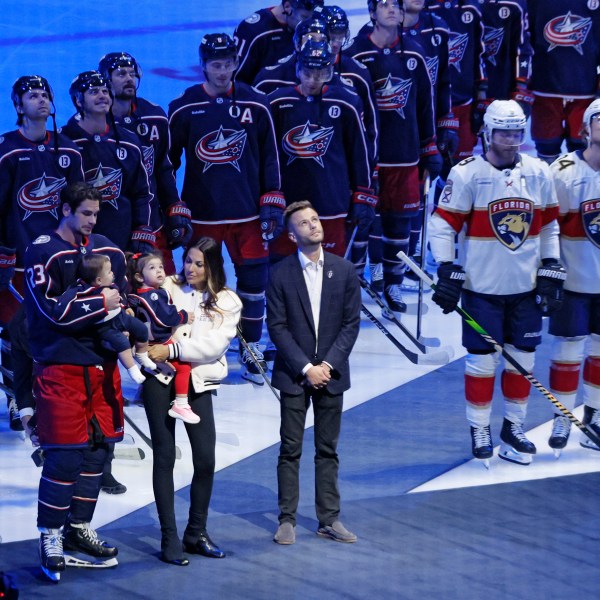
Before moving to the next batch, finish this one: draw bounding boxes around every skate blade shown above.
[579,437,600,451]
[41,565,62,581]
[240,369,264,386]
[552,448,562,459]
[65,554,118,568]
[498,444,533,465]
[476,457,490,469]
[382,304,428,319]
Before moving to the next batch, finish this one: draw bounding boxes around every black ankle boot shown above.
[182,532,225,558]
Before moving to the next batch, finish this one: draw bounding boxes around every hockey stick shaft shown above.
[398,251,600,447]
[237,327,280,401]
[417,174,431,340]
[9,282,24,303]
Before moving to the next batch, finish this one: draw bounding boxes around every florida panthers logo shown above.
[543,12,592,55]
[195,126,247,173]
[17,173,66,220]
[375,75,412,118]
[86,163,123,210]
[448,32,469,73]
[425,56,439,86]
[489,198,534,250]
[142,145,155,176]
[581,199,600,249]
[483,27,504,66]
[282,121,334,167]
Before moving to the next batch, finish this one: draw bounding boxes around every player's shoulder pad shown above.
[243,12,261,25]
[32,234,51,245]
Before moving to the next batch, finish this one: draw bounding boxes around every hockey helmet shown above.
[287,0,325,10]
[99,52,142,82]
[582,98,600,141]
[296,39,334,86]
[69,70,112,112]
[198,33,238,69]
[293,15,330,51]
[318,5,350,36]
[483,100,526,147]
[11,75,54,107]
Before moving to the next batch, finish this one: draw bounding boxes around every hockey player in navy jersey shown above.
[234,0,324,85]
[268,40,375,260]
[528,0,600,163]
[98,52,192,274]
[547,100,600,455]
[428,100,564,467]
[168,33,283,384]
[61,71,155,253]
[347,0,440,313]
[24,182,127,580]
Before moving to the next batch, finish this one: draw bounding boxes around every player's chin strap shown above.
[398,251,600,450]
[237,326,280,401]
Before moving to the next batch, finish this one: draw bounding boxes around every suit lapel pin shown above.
[327,270,333,279]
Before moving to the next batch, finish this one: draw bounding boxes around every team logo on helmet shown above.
[483,27,504,66]
[195,126,247,172]
[282,121,334,167]
[543,12,592,55]
[17,174,66,220]
[142,145,155,176]
[448,32,469,72]
[375,75,412,118]
[581,199,600,249]
[425,56,439,86]
[86,164,123,209]
[488,198,534,250]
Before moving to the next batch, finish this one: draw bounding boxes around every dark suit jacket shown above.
[266,250,361,395]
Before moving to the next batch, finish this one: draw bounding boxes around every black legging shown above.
[142,375,216,548]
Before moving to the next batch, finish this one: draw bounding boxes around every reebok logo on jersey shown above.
[544,12,592,55]
[18,174,66,220]
[86,163,123,209]
[375,75,412,118]
[195,126,247,173]
[281,121,334,167]
[19,156,31,161]
[488,198,534,250]
[581,199,600,249]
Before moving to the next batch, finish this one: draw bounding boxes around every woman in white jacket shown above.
[145,237,242,566]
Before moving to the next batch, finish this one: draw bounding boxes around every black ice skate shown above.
[470,425,493,469]
[39,527,65,582]
[238,342,266,385]
[63,522,118,568]
[548,415,571,458]
[383,285,407,314]
[580,405,600,451]
[499,418,536,465]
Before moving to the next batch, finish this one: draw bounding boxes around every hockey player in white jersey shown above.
[547,99,600,455]
[428,100,564,466]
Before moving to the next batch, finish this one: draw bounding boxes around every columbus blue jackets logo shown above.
[489,198,534,250]
[195,126,247,173]
[282,121,334,167]
[483,27,504,66]
[543,12,592,55]
[142,145,155,176]
[86,163,123,209]
[581,199,600,249]
[17,173,66,220]
[425,56,439,86]
[375,75,412,118]
[448,32,469,73]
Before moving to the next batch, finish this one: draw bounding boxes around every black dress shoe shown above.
[161,555,190,566]
[183,532,225,558]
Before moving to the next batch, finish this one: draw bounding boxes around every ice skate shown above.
[238,342,266,385]
[39,527,65,582]
[499,418,536,465]
[369,262,384,294]
[168,403,200,424]
[383,284,407,314]
[63,522,118,568]
[548,415,571,458]
[580,405,600,451]
[470,425,493,469]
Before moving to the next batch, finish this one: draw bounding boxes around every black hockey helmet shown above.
[296,39,334,71]
[198,33,238,68]
[69,70,112,112]
[316,5,350,46]
[11,75,54,107]
[98,52,142,81]
[288,0,324,10]
[293,15,330,51]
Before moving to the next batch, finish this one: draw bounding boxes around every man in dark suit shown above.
[266,200,361,545]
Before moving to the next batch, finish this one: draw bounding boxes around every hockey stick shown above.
[416,173,431,341]
[123,410,182,460]
[8,282,24,303]
[237,326,280,400]
[398,251,600,448]
[360,301,451,365]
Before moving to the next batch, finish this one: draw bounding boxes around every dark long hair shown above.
[178,237,227,313]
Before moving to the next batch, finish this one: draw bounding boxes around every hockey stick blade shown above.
[114,445,145,460]
[124,411,182,459]
[361,303,450,365]
[398,251,600,449]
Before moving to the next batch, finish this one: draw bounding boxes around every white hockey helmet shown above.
[483,99,527,147]
[582,98,600,144]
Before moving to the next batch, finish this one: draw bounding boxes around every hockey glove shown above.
[511,85,534,120]
[436,115,460,157]
[433,263,466,314]
[0,246,16,291]
[259,192,286,241]
[165,201,192,249]
[352,187,377,234]
[129,226,158,254]
[535,262,567,315]
[471,99,492,135]
[419,143,443,181]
